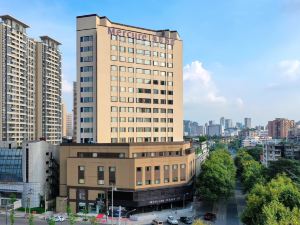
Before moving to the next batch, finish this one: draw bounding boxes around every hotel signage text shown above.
[108,27,175,45]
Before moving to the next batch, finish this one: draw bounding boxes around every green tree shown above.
[66,204,72,217]
[28,213,34,225]
[197,149,236,201]
[47,218,56,225]
[266,159,300,182]
[192,219,208,225]
[9,209,15,225]
[199,136,207,143]
[246,146,263,161]
[242,175,300,225]
[262,200,300,225]
[241,159,265,192]
[89,216,97,225]
[69,213,77,225]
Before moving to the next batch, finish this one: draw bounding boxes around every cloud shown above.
[62,75,73,94]
[235,97,244,108]
[183,61,227,104]
[278,59,300,80]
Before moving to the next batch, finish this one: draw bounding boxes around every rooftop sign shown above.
[108,27,175,45]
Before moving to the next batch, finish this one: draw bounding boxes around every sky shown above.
[1,0,300,126]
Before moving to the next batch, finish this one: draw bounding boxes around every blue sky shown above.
[1,0,300,126]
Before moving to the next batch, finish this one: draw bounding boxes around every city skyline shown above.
[1,0,300,125]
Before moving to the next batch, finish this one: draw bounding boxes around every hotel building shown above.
[76,14,183,144]
[57,14,195,214]
[0,15,62,145]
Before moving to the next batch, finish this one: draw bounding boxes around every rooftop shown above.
[0,15,29,28]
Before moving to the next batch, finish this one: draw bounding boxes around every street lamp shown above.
[111,186,117,225]
[125,209,136,225]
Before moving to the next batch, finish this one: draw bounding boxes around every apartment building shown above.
[0,15,36,145]
[73,82,77,141]
[268,118,295,139]
[57,142,195,213]
[76,14,183,144]
[66,112,73,137]
[0,15,62,145]
[36,36,62,144]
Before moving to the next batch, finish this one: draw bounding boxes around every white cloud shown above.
[183,61,227,104]
[235,97,244,108]
[278,59,300,80]
[62,75,73,94]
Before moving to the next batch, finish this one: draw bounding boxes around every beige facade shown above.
[73,82,77,141]
[0,15,62,145]
[58,141,195,213]
[36,37,62,144]
[62,102,67,137]
[76,14,183,144]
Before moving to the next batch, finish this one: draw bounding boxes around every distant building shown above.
[73,82,77,141]
[262,142,300,166]
[66,113,73,137]
[225,119,233,129]
[220,117,225,127]
[62,103,67,137]
[207,124,222,137]
[267,118,295,139]
[183,120,202,137]
[244,118,251,129]
[236,122,243,130]
[224,128,238,137]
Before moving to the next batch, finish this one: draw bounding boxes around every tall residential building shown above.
[66,112,73,137]
[0,15,62,145]
[268,118,295,139]
[225,119,233,129]
[207,124,222,137]
[36,36,62,144]
[62,103,67,137]
[244,117,251,129]
[76,14,182,144]
[0,15,36,145]
[73,82,77,140]
[220,117,225,127]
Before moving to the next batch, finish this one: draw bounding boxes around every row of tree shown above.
[197,149,236,202]
[235,149,300,225]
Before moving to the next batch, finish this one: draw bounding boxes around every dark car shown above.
[180,216,193,224]
[204,212,216,221]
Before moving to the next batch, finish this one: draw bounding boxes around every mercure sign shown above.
[108,27,175,45]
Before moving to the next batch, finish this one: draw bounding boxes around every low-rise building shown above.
[0,141,59,208]
[57,142,195,213]
[262,142,300,166]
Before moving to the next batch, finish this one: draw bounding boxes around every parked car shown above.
[167,216,179,225]
[204,212,216,221]
[180,216,193,224]
[152,219,164,225]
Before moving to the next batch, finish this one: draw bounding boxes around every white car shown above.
[167,216,178,225]
[54,216,66,222]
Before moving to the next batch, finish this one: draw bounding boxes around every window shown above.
[128,77,134,83]
[78,166,85,184]
[128,38,134,44]
[111,96,118,102]
[119,56,126,62]
[119,117,126,122]
[80,56,93,62]
[111,65,117,71]
[109,167,116,185]
[111,35,117,40]
[111,45,117,51]
[119,36,125,42]
[128,57,134,63]
[128,67,134,73]
[80,77,93,82]
[136,167,143,186]
[80,35,93,42]
[128,107,134,112]
[80,87,93,92]
[111,55,117,61]
[111,138,118,143]
[128,117,134,122]
[98,166,104,185]
[80,117,93,123]
[120,127,126,132]
[119,107,126,112]
[119,46,126,52]
[111,106,117,112]
[80,46,93,52]
[128,87,134,93]
[111,117,118,122]
[80,66,93,72]
[80,97,93,103]
[128,47,134,53]
[120,66,126,72]
[81,107,93,112]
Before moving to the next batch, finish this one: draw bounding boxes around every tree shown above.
[66,204,72,217]
[246,146,263,161]
[89,216,97,225]
[47,218,56,225]
[9,209,15,225]
[199,136,207,143]
[262,201,300,225]
[266,159,300,182]
[28,213,34,225]
[241,175,300,225]
[193,219,208,225]
[69,213,77,225]
[241,159,265,192]
[197,149,236,201]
